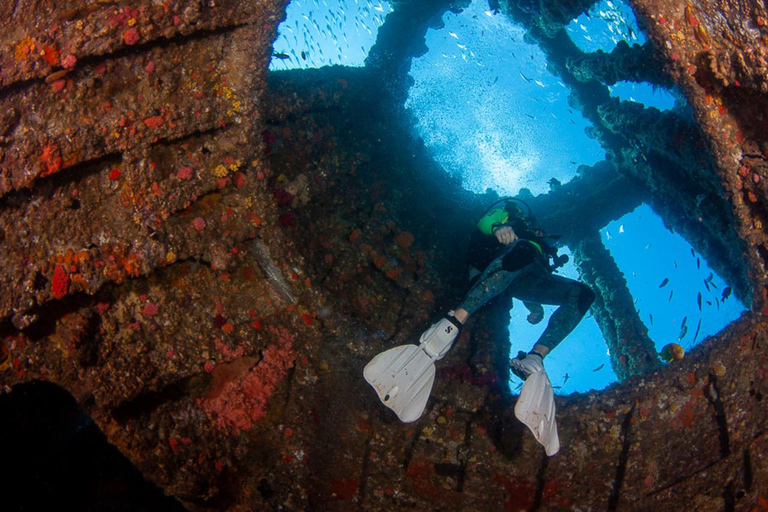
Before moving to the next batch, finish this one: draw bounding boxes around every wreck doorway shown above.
[405,0,747,391]
[265,0,750,391]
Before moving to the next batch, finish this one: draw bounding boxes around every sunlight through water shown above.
[407,0,604,196]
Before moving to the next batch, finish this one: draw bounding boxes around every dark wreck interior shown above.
[0,0,767,510]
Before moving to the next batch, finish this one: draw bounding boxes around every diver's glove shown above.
[419,314,462,360]
[509,351,544,381]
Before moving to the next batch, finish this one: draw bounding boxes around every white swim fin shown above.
[363,344,436,422]
[514,369,560,456]
[364,316,460,422]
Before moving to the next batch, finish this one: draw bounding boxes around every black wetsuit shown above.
[459,206,595,352]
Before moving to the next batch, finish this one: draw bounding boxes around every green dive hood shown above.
[477,208,509,236]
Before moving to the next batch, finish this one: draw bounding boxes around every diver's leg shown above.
[454,241,538,323]
[510,266,595,355]
[508,268,594,380]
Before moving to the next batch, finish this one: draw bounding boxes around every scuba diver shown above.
[364,198,595,456]
[452,197,593,380]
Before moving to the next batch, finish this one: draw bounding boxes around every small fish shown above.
[697,292,702,311]
[619,224,624,234]
[490,76,499,86]
[273,52,291,60]
[525,113,535,119]
[692,318,702,345]
[697,257,700,269]
[534,79,546,87]
[649,313,654,325]
[706,300,712,306]
[563,373,570,386]
[449,31,459,39]
[553,386,562,389]
[593,364,605,372]
[674,261,678,268]
[678,324,688,340]
[681,316,688,329]
[669,289,674,302]
[644,243,652,250]
[659,278,669,288]
[722,287,732,301]
[659,342,685,362]
[691,248,696,258]
[519,71,532,83]
[704,279,711,292]
[301,50,307,60]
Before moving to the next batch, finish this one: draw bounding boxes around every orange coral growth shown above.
[143,116,165,129]
[121,253,142,276]
[41,45,61,66]
[373,254,388,269]
[14,38,36,61]
[394,231,414,248]
[123,27,140,45]
[200,329,296,434]
[52,265,70,299]
[40,145,63,177]
[385,267,403,281]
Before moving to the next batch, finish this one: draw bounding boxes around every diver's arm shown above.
[494,226,518,245]
[477,208,517,245]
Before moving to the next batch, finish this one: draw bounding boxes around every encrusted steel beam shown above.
[366,0,470,103]
[526,160,645,247]
[567,40,675,87]
[504,0,599,36]
[572,230,661,380]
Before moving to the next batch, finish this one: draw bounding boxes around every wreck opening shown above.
[608,80,679,109]
[269,0,393,70]
[400,0,748,390]
[406,0,604,196]
[602,205,746,351]
[567,0,642,53]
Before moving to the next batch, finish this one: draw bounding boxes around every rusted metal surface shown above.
[1,0,767,510]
